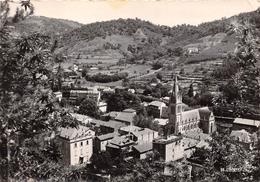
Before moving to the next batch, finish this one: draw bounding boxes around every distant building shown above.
[70,113,93,125]
[132,143,153,159]
[69,89,101,104]
[230,129,256,150]
[114,109,136,125]
[232,118,260,133]
[98,101,107,113]
[57,125,95,166]
[147,101,167,118]
[167,76,216,135]
[93,132,119,153]
[119,125,158,143]
[90,120,126,134]
[153,135,184,162]
[106,135,135,158]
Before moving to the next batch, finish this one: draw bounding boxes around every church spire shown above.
[170,74,181,104]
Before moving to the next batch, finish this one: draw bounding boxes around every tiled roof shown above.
[115,112,135,123]
[58,125,94,140]
[120,125,141,133]
[233,118,260,127]
[148,101,166,107]
[70,113,93,124]
[109,135,134,147]
[182,109,200,122]
[132,128,157,137]
[91,120,126,129]
[133,142,153,153]
[97,132,119,141]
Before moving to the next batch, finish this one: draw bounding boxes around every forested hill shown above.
[54,8,260,59]
[10,16,83,38]
[9,8,260,60]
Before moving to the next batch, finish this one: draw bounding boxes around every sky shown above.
[9,0,260,27]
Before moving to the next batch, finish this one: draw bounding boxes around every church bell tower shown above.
[168,75,182,135]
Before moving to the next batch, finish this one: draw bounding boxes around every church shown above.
[167,76,216,135]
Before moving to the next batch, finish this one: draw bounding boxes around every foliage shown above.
[192,132,252,181]
[86,72,128,83]
[78,98,101,119]
[107,90,141,112]
[0,1,79,180]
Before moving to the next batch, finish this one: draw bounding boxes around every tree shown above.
[188,83,194,97]
[156,72,163,80]
[78,98,101,119]
[0,1,79,180]
[107,90,141,112]
[199,92,214,106]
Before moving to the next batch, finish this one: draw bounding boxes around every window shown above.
[74,143,77,149]
[86,140,89,145]
[80,149,83,155]
[75,151,77,157]
[80,142,83,147]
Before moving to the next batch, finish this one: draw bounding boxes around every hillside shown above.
[10,16,82,38]
[9,9,260,63]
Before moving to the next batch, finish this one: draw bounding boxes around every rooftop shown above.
[58,125,94,140]
[233,118,260,127]
[97,132,119,141]
[70,113,93,124]
[115,112,136,123]
[153,135,182,145]
[148,101,166,107]
[109,135,134,147]
[133,142,153,153]
[91,120,126,129]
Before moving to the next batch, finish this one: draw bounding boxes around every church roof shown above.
[198,107,212,121]
[182,109,200,122]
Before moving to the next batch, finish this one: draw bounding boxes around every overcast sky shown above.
[10,0,260,26]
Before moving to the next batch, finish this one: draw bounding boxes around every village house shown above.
[70,113,93,125]
[153,135,184,162]
[119,125,159,143]
[114,109,136,125]
[90,119,126,134]
[69,88,101,104]
[56,125,95,166]
[93,132,120,153]
[106,135,135,158]
[101,111,121,121]
[147,101,167,118]
[132,143,153,159]
[230,129,257,150]
[232,118,260,133]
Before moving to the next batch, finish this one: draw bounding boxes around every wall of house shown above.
[165,139,184,162]
[136,131,158,143]
[58,137,71,166]
[70,137,93,165]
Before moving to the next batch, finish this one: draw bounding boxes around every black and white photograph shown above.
[1,0,260,181]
